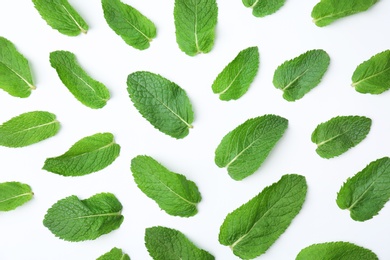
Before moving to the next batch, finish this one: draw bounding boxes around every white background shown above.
[0,0,389,259]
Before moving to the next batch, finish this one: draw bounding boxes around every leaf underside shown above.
[337,157,390,221]
[131,155,201,217]
[219,174,307,259]
[243,0,286,17]
[145,226,215,260]
[311,115,372,159]
[0,36,35,98]
[127,71,194,139]
[0,182,33,211]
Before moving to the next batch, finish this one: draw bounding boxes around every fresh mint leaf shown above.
[212,46,259,101]
[131,155,201,217]
[43,192,124,242]
[0,111,60,148]
[43,133,120,177]
[352,50,390,94]
[311,115,372,159]
[50,50,110,109]
[174,0,218,56]
[145,226,214,260]
[102,0,156,50]
[97,247,130,260]
[0,182,33,211]
[0,36,35,98]
[311,0,378,27]
[32,0,88,36]
[296,242,378,260]
[243,0,286,17]
[219,174,307,259]
[127,71,194,139]
[337,157,390,221]
[273,49,330,101]
[215,114,288,180]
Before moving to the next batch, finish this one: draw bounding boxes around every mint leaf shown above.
[131,155,201,217]
[127,71,194,139]
[174,0,218,56]
[43,133,120,177]
[0,36,35,98]
[273,49,330,101]
[243,0,286,17]
[145,226,214,260]
[0,182,33,211]
[212,46,259,101]
[219,174,307,259]
[311,0,378,27]
[102,0,156,50]
[352,50,390,94]
[337,157,390,221]
[0,111,60,148]
[32,0,88,36]
[50,50,110,109]
[97,247,130,260]
[296,242,378,260]
[311,115,372,159]
[215,114,288,180]
[43,192,123,242]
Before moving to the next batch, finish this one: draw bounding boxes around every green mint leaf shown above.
[296,242,378,260]
[215,114,288,180]
[145,226,214,260]
[311,0,378,27]
[43,133,120,177]
[43,192,124,242]
[127,71,194,139]
[0,111,60,148]
[219,174,307,259]
[352,50,390,94]
[32,0,88,36]
[102,0,157,50]
[212,46,259,101]
[273,49,330,101]
[336,157,390,221]
[0,182,33,211]
[97,247,130,260]
[131,155,201,217]
[50,50,110,109]
[243,0,286,17]
[174,0,218,56]
[311,115,372,159]
[0,36,35,98]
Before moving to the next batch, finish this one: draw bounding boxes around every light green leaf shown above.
[174,0,218,56]
[212,46,259,101]
[273,49,330,101]
[296,242,378,260]
[311,0,378,27]
[243,0,286,17]
[145,226,214,260]
[0,36,35,98]
[97,247,130,260]
[215,114,288,180]
[131,155,201,217]
[352,50,390,94]
[127,71,194,139]
[0,111,60,148]
[32,0,88,36]
[43,133,120,177]
[50,50,110,109]
[311,115,371,159]
[337,157,390,221]
[43,192,124,242]
[102,0,156,50]
[0,182,33,211]
[219,174,307,259]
